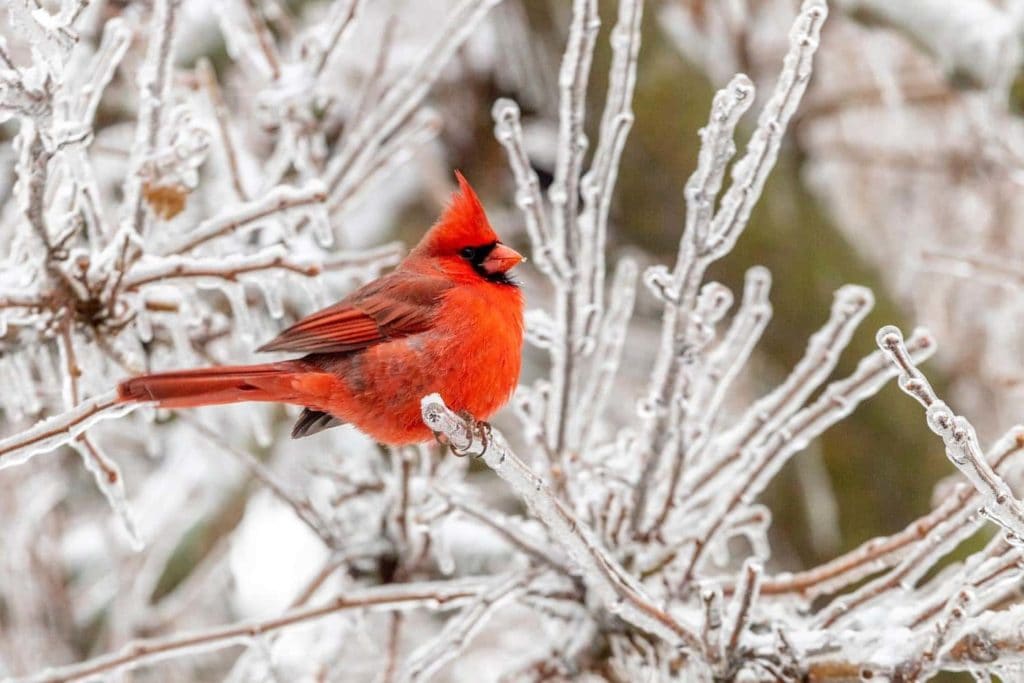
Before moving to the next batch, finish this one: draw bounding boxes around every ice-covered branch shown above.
[122,0,182,238]
[324,0,503,212]
[632,0,827,532]
[399,571,533,683]
[755,426,1024,600]
[12,578,491,683]
[122,248,320,289]
[421,394,704,654]
[724,561,761,665]
[492,98,563,279]
[161,183,327,254]
[878,326,1024,544]
[703,0,826,259]
[0,391,131,470]
[549,0,599,263]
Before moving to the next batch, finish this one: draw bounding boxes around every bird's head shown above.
[411,172,524,286]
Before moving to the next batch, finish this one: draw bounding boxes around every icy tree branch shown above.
[11,578,491,683]
[878,326,1024,544]
[0,391,129,469]
[421,394,704,654]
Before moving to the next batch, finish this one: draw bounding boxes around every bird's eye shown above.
[459,247,476,260]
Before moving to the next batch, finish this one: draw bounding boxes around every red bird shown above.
[118,173,525,445]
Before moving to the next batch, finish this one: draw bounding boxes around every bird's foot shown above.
[453,410,491,458]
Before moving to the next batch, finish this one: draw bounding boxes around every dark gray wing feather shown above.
[292,408,345,439]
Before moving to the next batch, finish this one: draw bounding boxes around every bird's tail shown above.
[117,362,311,409]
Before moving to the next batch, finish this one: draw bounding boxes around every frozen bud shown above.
[643,265,677,304]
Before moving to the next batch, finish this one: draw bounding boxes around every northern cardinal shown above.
[118,173,525,445]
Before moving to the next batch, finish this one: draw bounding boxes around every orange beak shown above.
[481,244,525,275]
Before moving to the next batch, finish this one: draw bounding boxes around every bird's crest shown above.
[414,172,500,256]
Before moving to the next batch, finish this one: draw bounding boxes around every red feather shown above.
[118,172,525,445]
[256,271,451,354]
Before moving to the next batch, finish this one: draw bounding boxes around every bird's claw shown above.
[449,410,491,458]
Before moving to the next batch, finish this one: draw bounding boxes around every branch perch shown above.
[420,393,703,654]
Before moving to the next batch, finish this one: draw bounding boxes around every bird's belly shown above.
[318,329,521,445]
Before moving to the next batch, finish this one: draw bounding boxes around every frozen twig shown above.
[632,1,827,531]
[702,0,827,259]
[122,248,320,289]
[649,286,875,550]
[196,59,249,201]
[324,0,503,212]
[0,391,130,469]
[878,326,1024,544]
[724,561,761,664]
[492,98,563,279]
[399,571,532,683]
[11,578,491,683]
[421,394,704,654]
[754,428,1024,600]
[122,0,181,238]
[161,183,327,254]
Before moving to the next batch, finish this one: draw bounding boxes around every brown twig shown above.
[197,59,249,200]
[240,0,282,80]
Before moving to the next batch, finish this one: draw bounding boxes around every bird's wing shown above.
[291,408,344,438]
[257,270,452,354]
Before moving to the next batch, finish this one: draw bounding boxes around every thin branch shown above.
[878,326,1024,542]
[312,0,362,78]
[0,390,129,469]
[751,428,1024,600]
[161,183,326,254]
[14,579,490,683]
[123,0,181,239]
[399,571,532,682]
[724,561,761,662]
[240,0,282,80]
[123,248,320,289]
[197,58,249,201]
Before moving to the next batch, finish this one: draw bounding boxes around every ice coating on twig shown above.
[421,394,704,654]
[878,326,1024,545]
[0,391,131,470]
